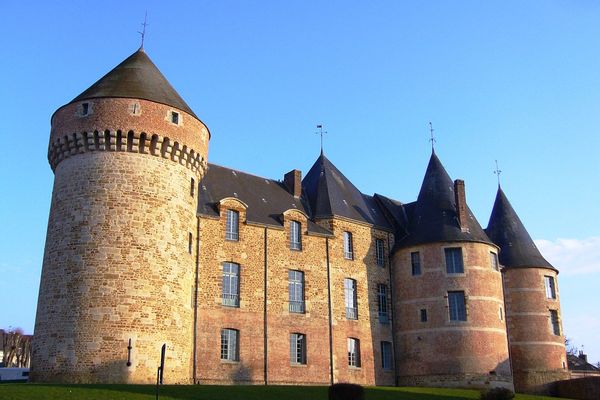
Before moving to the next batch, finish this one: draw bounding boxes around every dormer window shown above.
[290,220,302,251]
[171,111,180,125]
[81,102,89,116]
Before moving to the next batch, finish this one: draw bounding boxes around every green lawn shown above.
[0,384,568,400]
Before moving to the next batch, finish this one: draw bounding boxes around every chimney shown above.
[454,179,469,232]
[284,169,302,198]
[578,351,588,363]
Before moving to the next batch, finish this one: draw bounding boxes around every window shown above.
[545,276,557,299]
[288,270,305,313]
[344,278,357,319]
[550,310,560,335]
[290,220,302,250]
[220,328,239,361]
[348,338,360,367]
[225,209,239,241]
[171,111,179,124]
[188,232,193,254]
[82,102,89,115]
[490,252,499,271]
[499,306,504,321]
[411,251,421,276]
[190,177,195,197]
[343,231,354,260]
[381,341,392,371]
[448,291,467,321]
[222,262,239,307]
[375,238,385,266]
[290,333,306,365]
[420,308,428,322]
[445,247,464,274]
[377,284,389,324]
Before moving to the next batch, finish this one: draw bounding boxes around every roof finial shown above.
[494,159,502,187]
[138,11,149,50]
[316,124,327,155]
[429,122,436,153]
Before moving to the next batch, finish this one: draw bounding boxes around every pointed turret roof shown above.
[302,153,391,229]
[69,49,198,118]
[486,187,555,270]
[396,152,492,248]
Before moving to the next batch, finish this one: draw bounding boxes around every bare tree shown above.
[1,327,32,368]
[564,337,580,356]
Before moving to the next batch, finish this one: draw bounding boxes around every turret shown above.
[391,152,512,389]
[486,187,569,394]
[31,48,209,383]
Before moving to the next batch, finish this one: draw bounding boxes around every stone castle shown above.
[32,48,569,393]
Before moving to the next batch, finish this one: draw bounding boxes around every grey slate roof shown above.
[198,163,332,236]
[485,187,555,270]
[301,153,392,230]
[384,152,492,250]
[69,49,198,119]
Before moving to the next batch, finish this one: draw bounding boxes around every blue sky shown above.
[1,1,599,364]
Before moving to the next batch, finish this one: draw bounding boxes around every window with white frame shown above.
[344,278,358,320]
[377,284,389,324]
[222,262,240,307]
[290,333,306,365]
[348,338,361,367]
[220,328,239,361]
[448,291,467,321]
[545,276,557,299]
[171,111,180,125]
[290,220,302,250]
[343,231,354,260]
[381,341,392,371]
[445,247,464,274]
[375,238,385,266]
[411,251,421,276]
[490,251,499,271]
[225,209,239,241]
[550,310,561,335]
[288,270,305,313]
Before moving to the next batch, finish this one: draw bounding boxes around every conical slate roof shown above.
[396,152,492,248]
[70,48,198,118]
[486,187,555,270]
[302,153,391,229]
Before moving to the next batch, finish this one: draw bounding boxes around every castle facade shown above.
[31,48,569,393]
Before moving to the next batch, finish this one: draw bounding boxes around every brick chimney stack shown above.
[454,179,469,232]
[284,169,302,197]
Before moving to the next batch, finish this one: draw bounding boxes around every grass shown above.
[0,384,568,400]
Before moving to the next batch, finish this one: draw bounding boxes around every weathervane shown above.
[138,11,149,49]
[316,124,327,154]
[494,159,502,187]
[429,122,436,152]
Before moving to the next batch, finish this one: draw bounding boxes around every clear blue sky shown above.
[1,1,599,363]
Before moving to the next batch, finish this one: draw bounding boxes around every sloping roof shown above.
[392,152,492,249]
[302,153,392,230]
[567,354,600,372]
[485,187,555,270]
[69,49,198,119]
[198,163,332,236]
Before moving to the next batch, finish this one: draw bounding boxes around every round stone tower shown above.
[486,187,569,394]
[31,48,209,383]
[392,152,512,389]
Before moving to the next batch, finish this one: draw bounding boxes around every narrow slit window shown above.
[411,251,421,276]
[375,238,385,266]
[188,232,193,254]
[190,177,195,197]
[420,308,428,322]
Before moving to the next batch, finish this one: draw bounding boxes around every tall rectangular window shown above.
[290,220,302,250]
[344,231,354,260]
[188,232,193,254]
[377,284,389,324]
[82,102,89,115]
[221,328,239,361]
[225,209,239,241]
[290,333,306,365]
[348,338,361,367]
[420,308,428,322]
[445,247,464,274]
[490,252,499,271]
[411,251,421,276]
[344,278,358,319]
[171,111,179,124]
[288,270,305,313]
[375,238,385,266]
[222,262,239,307]
[448,291,467,321]
[381,341,392,371]
[545,276,557,299]
[190,177,195,197]
[550,310,561,335]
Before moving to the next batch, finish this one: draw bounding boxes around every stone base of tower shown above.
[513,370,571,395]
[397,374,514,391]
